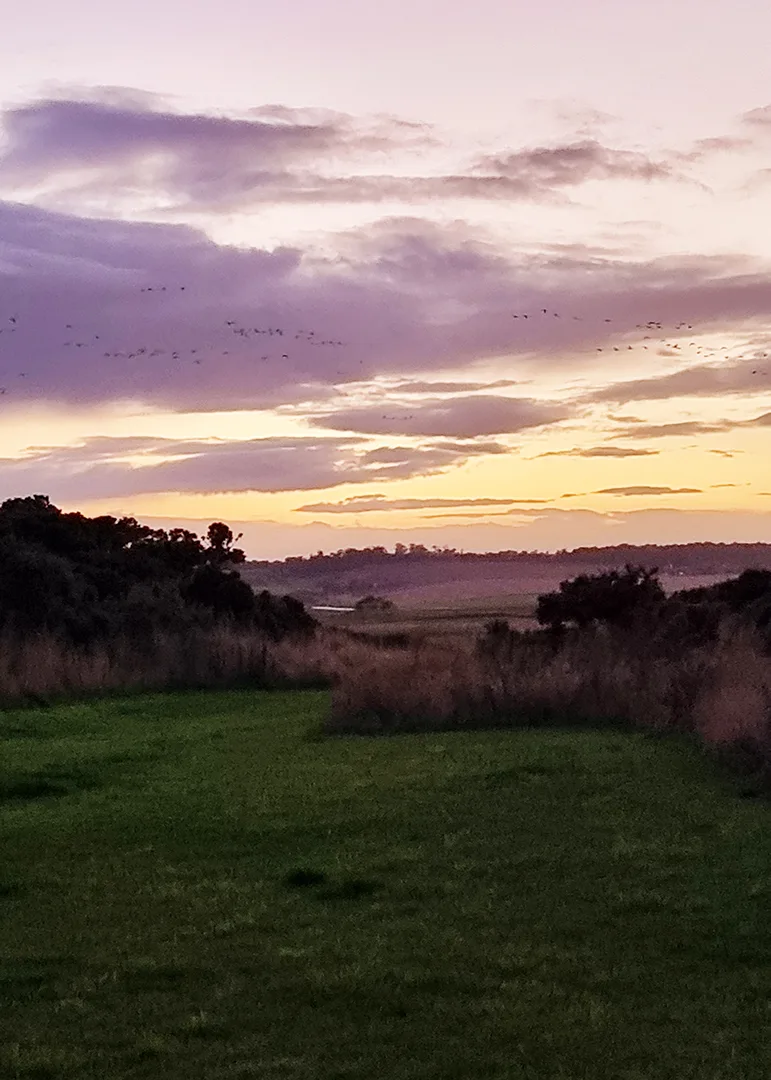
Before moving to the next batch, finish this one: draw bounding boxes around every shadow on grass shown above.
[0,723,47,740]
[283,868,329,887]
[282,866,384,901]
[121,964,210,994]
[316,878,384,901]
[0,769,102,803]
[0,955,80,1003]
[0,750,162,805]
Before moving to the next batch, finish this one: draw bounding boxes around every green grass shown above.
[1,690,771,1079]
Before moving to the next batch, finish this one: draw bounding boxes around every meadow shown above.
[310,575,730,643]
[2,688,771,1079]
[314,592,541,641]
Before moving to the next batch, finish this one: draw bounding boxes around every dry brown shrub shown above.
[0,626,333,706]
[324,621,771,756]
[691,631,771,745]
[5,617,771,791]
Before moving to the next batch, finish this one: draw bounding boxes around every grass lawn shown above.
[1,689,771,1079]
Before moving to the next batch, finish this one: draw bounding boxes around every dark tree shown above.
[183,564,256,623]
[206,522,245,566]
[0,496,315,644]
[536,564,665,632]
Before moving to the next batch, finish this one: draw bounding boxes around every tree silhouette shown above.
[536,565,665,632]
[0,495,314,643]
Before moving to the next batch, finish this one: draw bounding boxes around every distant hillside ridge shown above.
[239,542,771,605]
[247,542,771,575]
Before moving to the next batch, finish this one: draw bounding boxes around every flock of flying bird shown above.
[0,285,352,393]
[0,287,768,397]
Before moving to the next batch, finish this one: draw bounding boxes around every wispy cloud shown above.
[588,353,771,404]
[608,421,734,439]
[608,410,771,440]
[294,494,549,513]
[0,93,692,214]
[0,433,508,500]
[476,140,678,189]
[310,395,572,437]
[593,485,702,496]
[1,197,771,422]
[0,94,434,209]
[536,445,658,458]
[383,379,520,395]
[742,105,771,129]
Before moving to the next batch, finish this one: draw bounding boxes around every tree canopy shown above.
[536,565,665,631]
[0,495,315,642]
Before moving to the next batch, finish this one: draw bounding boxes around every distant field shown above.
[241,563,731,619]
[312,575,731,640]
[314,593,541,639]
[2,690,771,1078]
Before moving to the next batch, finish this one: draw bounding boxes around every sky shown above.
[2,0,771,558]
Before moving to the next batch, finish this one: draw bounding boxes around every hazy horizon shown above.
[2,0,771,556]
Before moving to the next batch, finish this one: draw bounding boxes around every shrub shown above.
[324,616,771,793]
[536,564,665,631]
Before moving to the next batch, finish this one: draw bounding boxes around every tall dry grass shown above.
[324,623,771,784]
[0,627,340,706]
[4,618,771,789]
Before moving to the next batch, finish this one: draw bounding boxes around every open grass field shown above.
[2,689,771,1079]
[314,593,541,640]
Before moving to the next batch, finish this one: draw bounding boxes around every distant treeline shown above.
[249,542,771,577]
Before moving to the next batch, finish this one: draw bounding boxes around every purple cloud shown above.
[310,395,572,437]
[676,134,755,161]
[0,195,770,427]
[589,353,771,404]
[477,140,676,188]
[0,93,692,214]
[0,429,521,501]
[608,408,771,440]
[0,95,434,209]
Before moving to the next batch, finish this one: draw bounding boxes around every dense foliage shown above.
[0,495,316,643]
[534,564,771,649]
[536,565,665,632]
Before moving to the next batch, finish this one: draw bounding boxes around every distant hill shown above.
[239,543,771,607]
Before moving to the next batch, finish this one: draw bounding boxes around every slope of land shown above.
[241,543,771,609]
[2,690,771,1079]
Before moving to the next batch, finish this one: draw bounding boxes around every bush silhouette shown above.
[536,565,665,632]
[0,495,316,645]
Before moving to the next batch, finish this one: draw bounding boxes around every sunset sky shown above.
[1,0,771,558]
